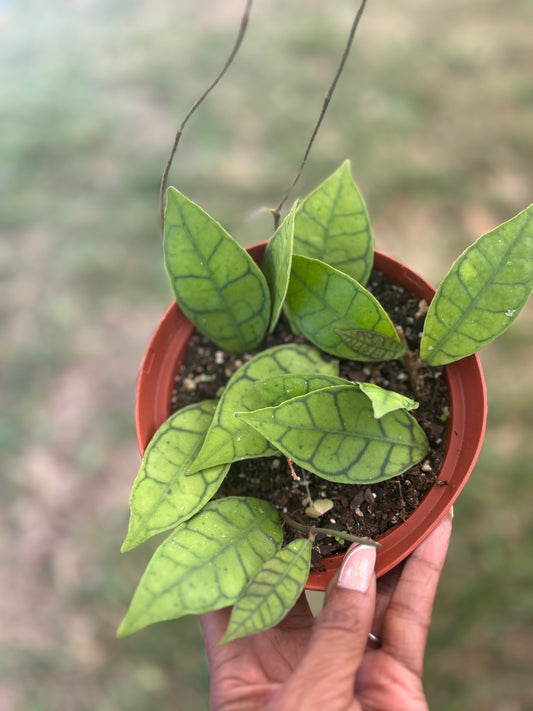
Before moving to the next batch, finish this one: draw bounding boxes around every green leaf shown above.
[220,538,312,644]
[294,160,374,284]
[164,187,270,353]
[305,498,334,518]
[121,401,229,552]
[255,373,349,407]
[421,204,533,365]
[285,255,401,361]
[117,497,283,637]
[262,203,296,333]
[335,328,406,361]
[357,382,419,419]
[237,385,428,484]
[189,344,338,473]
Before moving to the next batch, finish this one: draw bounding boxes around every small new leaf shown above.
[285,255,401,361]
[305,498,334,519]
[421,204,533,365]
[122,400,229,552]
[357,382,419,419]
[237,385,428,484]
[335,328,406,361]
[262,202,296,332]
[117,497,283,637]
[164,187,270,353]
[189,345,339,473]
[220,539,312,644]
[294,160,374,284]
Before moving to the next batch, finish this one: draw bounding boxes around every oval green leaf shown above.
[262,203,296,333]
[237,385,428,484]
[189,344,338,473]
[164,187,270,353]
[421,204,533,365]
[255,373,349,407]
[121,401,229,553]
[285,255,401,361]
[357,382,419,419]
[117,496,283,637]
[335,328,406,361]
[220,538,312,644]
[294,160,374,284]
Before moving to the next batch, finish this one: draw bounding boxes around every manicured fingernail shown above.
[447,506,454,521]
[337,544,376,592]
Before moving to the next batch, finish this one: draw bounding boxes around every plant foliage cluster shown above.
[119,162,532,642]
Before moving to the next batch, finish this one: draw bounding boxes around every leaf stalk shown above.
[279,511,381,548]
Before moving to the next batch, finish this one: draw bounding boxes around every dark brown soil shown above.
[172,270,449,566]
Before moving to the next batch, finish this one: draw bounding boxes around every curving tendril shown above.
[159,0,253,235]
[272,0,369,229]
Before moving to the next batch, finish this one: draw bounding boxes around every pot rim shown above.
[135,244,487,589]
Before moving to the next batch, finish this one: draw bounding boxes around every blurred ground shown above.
[1,0,532,709]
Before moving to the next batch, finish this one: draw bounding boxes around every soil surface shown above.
[173,269,449,567]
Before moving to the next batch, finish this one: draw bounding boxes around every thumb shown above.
[277,544,377,705]
[313,543,377,666]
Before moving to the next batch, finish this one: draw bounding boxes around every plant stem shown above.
[280,511,381,548]
[159,0,253,235]
[272,0,369,228]
[397,325,421,395]
[300,471,313,507]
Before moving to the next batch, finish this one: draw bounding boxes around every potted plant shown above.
[117,159,532,643]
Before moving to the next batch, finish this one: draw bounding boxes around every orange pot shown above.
[135,243,487,589]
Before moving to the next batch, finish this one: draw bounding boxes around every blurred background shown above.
[1,0,532,708]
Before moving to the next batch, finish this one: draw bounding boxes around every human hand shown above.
[201,511,453,711]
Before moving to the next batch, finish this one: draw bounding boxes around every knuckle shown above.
[388,597,431,632]
[316,602,366,637]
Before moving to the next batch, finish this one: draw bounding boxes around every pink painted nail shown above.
[337,544,376,592]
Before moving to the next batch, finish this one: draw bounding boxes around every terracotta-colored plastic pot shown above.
[135,242,487,589]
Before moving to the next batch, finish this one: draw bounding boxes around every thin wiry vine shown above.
[159,0,253,235]
[272,0,369,229]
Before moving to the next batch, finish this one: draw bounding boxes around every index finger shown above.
[381,511,453,676]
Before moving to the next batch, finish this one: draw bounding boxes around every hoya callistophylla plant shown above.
[119,162,533,643]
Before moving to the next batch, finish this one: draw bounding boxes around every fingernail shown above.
[337,544,376,593]
[447,505,454,521]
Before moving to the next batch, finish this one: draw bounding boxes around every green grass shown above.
[1,0,532,708]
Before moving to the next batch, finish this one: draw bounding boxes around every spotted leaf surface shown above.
[121,401,229,552]
[189,344,338,473]
[421,204,533,365]
[237,385,428,484]
[285,255,401,361]
[262,203,296,333]
[164,187,270,353]
[254,373,349,407]
[357,382,419,419]
[117,497,283,637]
[220,539,312,644]
[294,160,373,284]
[335,328,406,361]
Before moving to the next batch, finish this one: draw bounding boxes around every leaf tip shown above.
[116,617,133,638]
[120,509,152,551]
[121,526,142,553]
